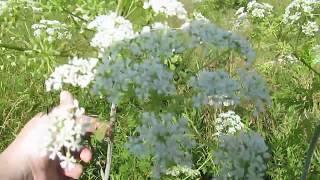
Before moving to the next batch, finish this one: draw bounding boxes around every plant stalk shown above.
[301,124,320,180]
[103,103,116,180]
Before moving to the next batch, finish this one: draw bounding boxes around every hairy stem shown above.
[301,124,320,180]
[103,103,116,180]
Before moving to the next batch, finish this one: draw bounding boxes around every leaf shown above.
[94,121,108,142]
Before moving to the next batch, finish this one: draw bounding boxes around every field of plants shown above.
[0,0,320,179]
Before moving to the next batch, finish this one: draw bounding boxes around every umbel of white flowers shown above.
[166,165,200,178]
[215,111,244,136]
[234,0,273,27]
[40,99,90,170]
[32,19,72,43]
[143,0,188,20]
[45,57,98,91]
[283,0,320,36]
[214,131,270,180]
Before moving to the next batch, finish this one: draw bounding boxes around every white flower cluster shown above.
[283,0,320,36]
[302,21,319,36]
[31,20,72,43]
[87,12,136,54]
[166,165,200,178]
[127,112,195,178]
[94,58,176,104]
[277,53,298,64]
[143,0,188,20]
[0,1,7,15]
[215,111,244,136]
[46,57,98,91]
[189,70,240,108]
[284,0,319,24]
[214,131,270,180]
[247,1,273,18]
[24,0,43,13]
[234,1,273,27]
[41,99,89,170]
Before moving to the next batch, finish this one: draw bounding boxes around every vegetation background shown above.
[0,0,320,179]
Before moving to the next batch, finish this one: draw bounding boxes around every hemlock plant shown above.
[43,0,272,179]
[2,0,275,179]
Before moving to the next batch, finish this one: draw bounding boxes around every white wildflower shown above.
[40,99,89,170]
[60,152,77,170]
[283,0,320,24]
[215,111,244,136]
[45,57,98,91]
[31,19,71,43]
[192,11,209,22]
[166,165,200,178]
[215,131,270,180]
[143,0,188,20]
[234,1,273,27]
[277,53,299,64]
[302,21,319,36]
[87,12,136,54]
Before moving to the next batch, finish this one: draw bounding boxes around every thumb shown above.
[60,91,74,107]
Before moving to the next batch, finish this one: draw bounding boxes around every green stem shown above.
[0,43,31,52]
[301,124,320,180]
[116,0,123,16]
[0,43,71,57]
[293,52,320,77]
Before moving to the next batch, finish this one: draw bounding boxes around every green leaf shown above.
[93,121,108,142]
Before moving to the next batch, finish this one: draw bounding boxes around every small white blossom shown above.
[87,12,136,54]
[143,0,188,20]
[60,152,77,170]
[277,53,299,64]
[234,1,273,27]
[283,0,320,33]
[302,21,319,36]
[215,111,244,136]
[31,19,71,43]
[40,99,90,170]
[166,165,200,178]
[45,57,98,91]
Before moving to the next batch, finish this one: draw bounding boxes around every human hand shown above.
[0,91,97,180]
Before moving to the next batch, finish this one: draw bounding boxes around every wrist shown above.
[0,143,33,180]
